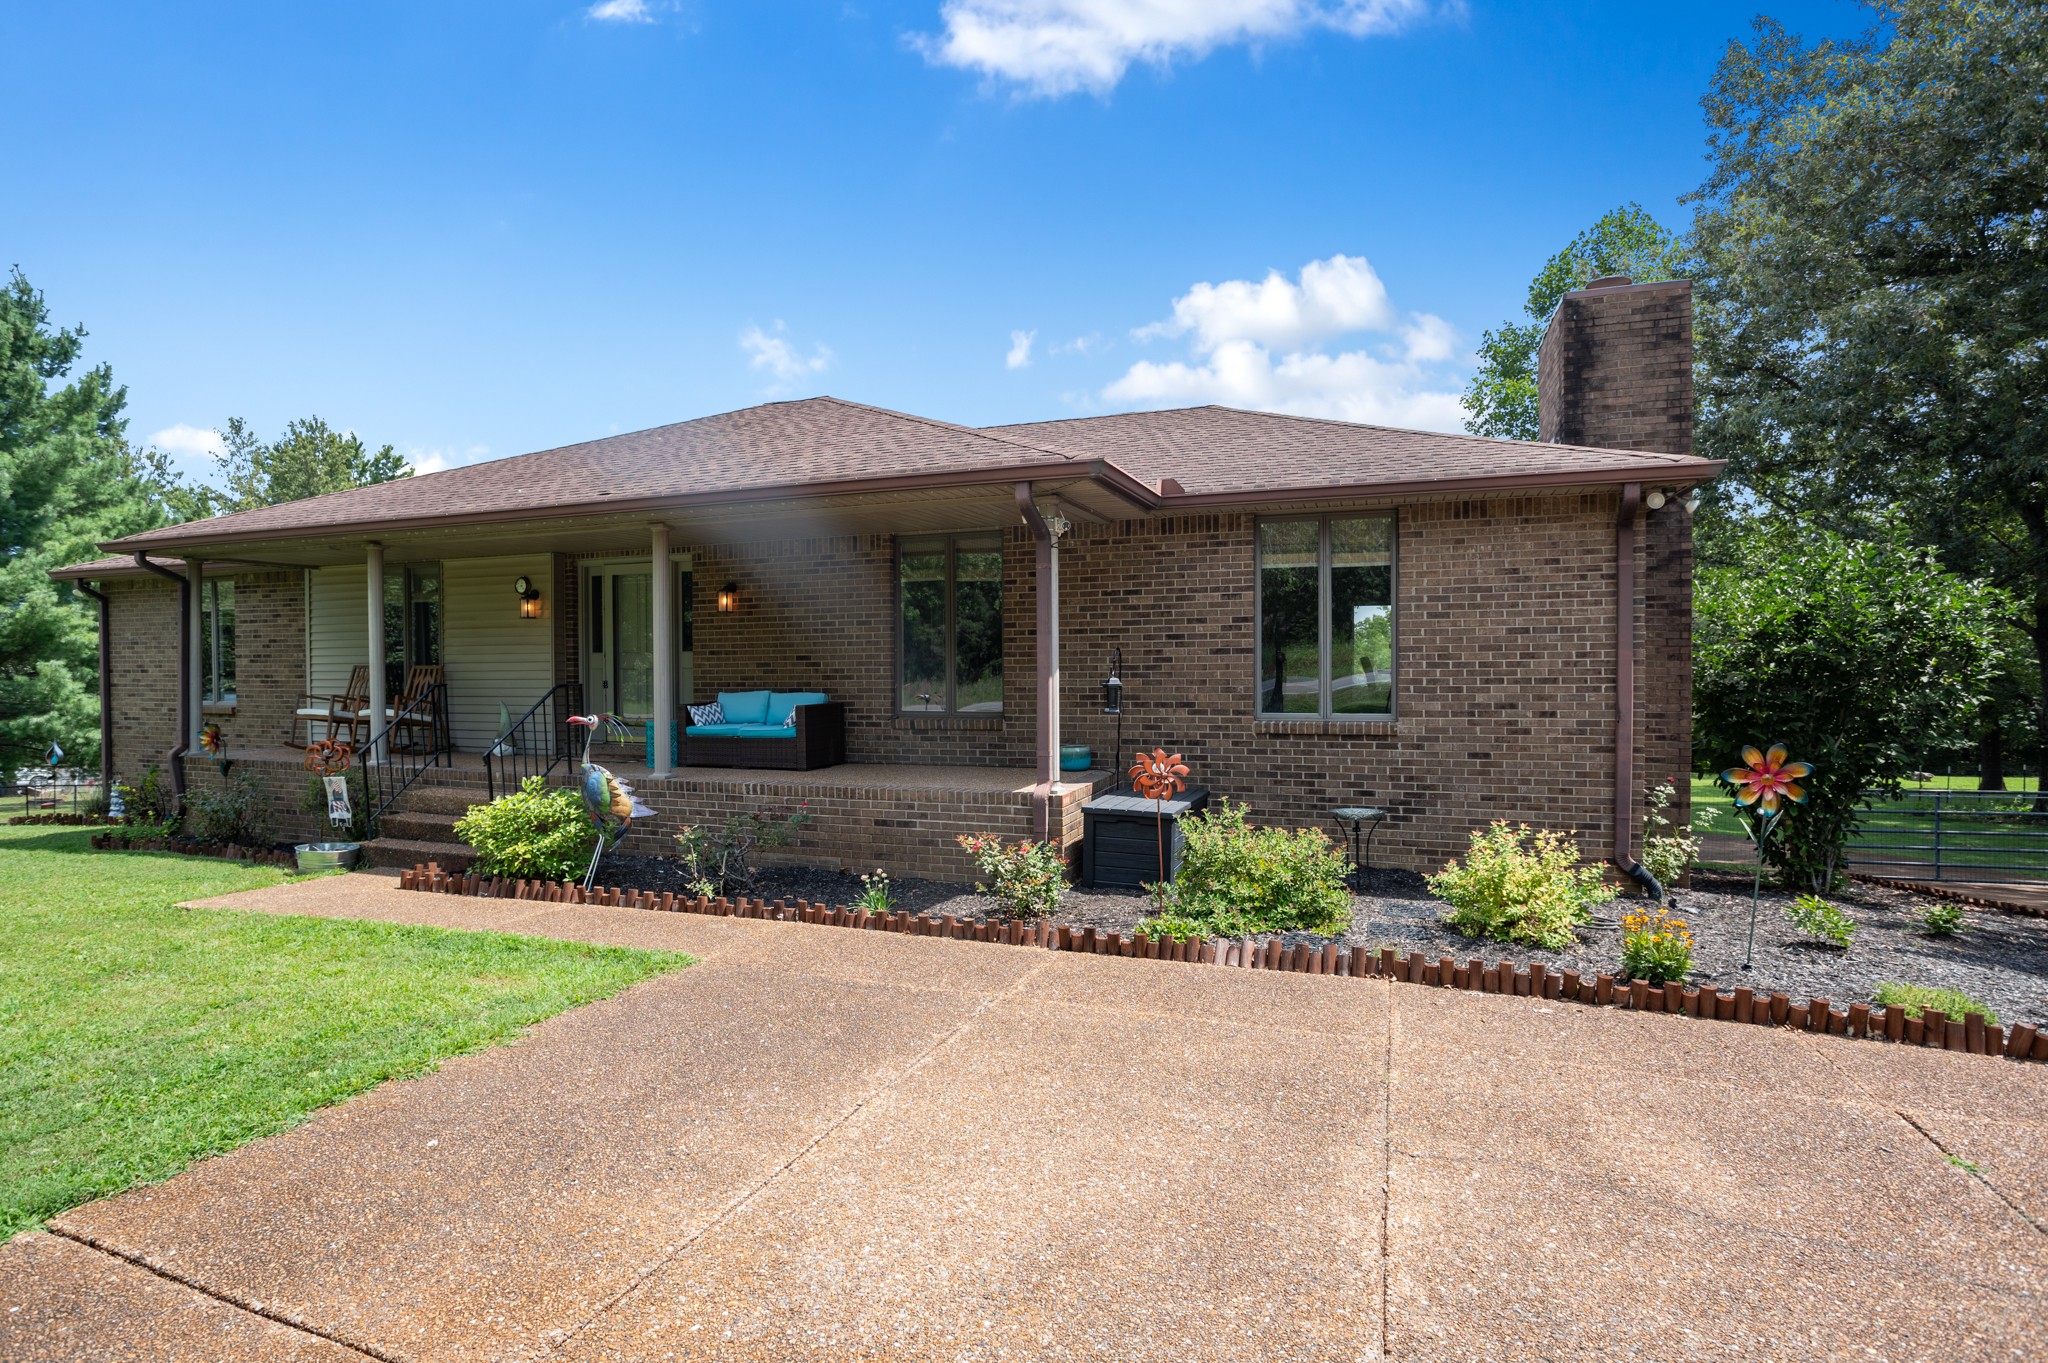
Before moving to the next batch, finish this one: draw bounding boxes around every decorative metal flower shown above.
[198,723,225,759]
[303,739,354,777]
[1721,744,1812,815]
[1129,749,1188,802]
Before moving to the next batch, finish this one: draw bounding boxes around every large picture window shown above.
[200,578,236,705]
[899,534,1003,713]
[1257,515,1394,718]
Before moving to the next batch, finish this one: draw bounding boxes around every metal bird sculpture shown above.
[567,714,657,890]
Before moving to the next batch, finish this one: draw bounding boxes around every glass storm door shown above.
[583,561,691,721]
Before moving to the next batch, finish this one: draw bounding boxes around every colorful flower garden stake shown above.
[1720,743,1813,968]
[197,721,233,778]
[1129,748,1190,915]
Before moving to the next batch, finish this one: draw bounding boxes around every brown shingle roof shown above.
[987,405,1713,501]
[101,397,1093,552]
[90,395,1719,561]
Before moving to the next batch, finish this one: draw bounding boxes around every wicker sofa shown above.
[681,690,846,770]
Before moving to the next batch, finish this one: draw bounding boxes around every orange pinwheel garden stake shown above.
[1129,748,1189,915]
[1720,743,1814,968]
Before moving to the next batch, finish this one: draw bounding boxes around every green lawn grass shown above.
[0,823,691,1239]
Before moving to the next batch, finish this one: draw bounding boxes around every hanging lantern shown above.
[1101,647,1123,715]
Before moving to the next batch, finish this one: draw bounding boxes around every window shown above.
[200,578,236,704]
[1257,515,1394,718]
[899,534,1003,713]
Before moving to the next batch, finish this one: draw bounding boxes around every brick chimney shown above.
[1536,277,1693,456]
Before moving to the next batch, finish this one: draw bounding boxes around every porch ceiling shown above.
[128,473,1142,567]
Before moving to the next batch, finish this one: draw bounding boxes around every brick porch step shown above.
[377,809,463,843]
[361,836,474,873]
[387,785,493,816]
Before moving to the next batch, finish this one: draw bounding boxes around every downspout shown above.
[74,579,113,801]
[134,553,191,798]
[1612,484,1664,901]
[1016,482,1058,841]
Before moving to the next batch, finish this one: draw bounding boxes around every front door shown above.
[582,560,691,721]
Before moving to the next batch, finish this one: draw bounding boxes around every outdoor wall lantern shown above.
[1101,648,1123,715]
[717,581,739,614]
[515,576,542,618]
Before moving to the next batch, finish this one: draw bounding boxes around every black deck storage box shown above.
[1080,787,1210,889]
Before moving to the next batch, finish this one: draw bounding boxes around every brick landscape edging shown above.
[399,863,2043,1064]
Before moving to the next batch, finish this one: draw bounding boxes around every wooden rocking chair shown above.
[294,664,370,746]
[382,664,449,754]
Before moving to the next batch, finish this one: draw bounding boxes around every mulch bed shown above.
[597,854,2048,1028]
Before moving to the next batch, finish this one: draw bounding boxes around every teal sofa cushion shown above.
[686,723,796,738]
[765,691,828,725]
[716,690,773,725]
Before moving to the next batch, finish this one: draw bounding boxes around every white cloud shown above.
[148,423,225,460]
[1103,253,1466,431]
[1006,329,1037,369]
[406,444,490,476]
[740,321,833,391]
[587,0,655,22]
[916,0,1446,97]
[1135,253,1393,351]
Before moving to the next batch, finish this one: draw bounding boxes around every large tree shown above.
[0,270,171,775]
[1461,204,1687,441]
[154,415,410,520]
[1689,0,2048,778]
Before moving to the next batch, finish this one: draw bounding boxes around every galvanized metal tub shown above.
[295,841,362,873]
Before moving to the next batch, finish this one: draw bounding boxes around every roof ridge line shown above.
[813,395,1091,466]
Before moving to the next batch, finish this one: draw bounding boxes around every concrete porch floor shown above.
[2,872,2042,1361]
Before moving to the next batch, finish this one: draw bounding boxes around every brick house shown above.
[55,277,1716,881]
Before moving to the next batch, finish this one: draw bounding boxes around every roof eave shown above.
[1154,459,1725,509]
[99,459,1164,555]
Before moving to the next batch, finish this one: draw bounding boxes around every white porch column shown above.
[1016,484,1065,841]
[185,559,205,753]
[649,522,675,778]
[365,542,386,764]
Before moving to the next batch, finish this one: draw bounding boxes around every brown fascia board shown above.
[1156,458,1725,509]
[98,459,1167,554]
[46,554,289,582]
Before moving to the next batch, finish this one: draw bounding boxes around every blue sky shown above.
[3,1,1866,479]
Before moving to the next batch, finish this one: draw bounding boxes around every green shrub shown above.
[1427,821,1612,950]
[1786,893,1856,948]
[1637,779,1702,889]
[1158,798,1351,937]
[185,772,275,848]
[1919,901,1967,936]
[118,765,178,825]
[956,833,1068,921]
[1874,981,1996,1024]
[1134,913,1211,942]
[455,777,594,882]
[674,804,811,898]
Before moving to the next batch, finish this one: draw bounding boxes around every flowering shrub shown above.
[1427,822,1612,949]
[956,833,1068,921]
[185,772,275,848]
[1786,893,1856,948]
[455,777,594,882]
[1618,905,1695,984]
[1158,797,1351,937]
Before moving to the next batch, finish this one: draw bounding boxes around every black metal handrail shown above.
[483,681,584,801]
[361,682,451,838]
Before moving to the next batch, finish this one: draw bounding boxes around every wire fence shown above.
[1847,789,2048,884]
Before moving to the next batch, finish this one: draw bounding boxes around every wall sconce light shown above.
[515,575,542,618]
[1101,647,1123,715]
[717,581,738,614]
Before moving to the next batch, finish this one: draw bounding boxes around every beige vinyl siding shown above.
[442,554,555,752]
[306,565,368,697]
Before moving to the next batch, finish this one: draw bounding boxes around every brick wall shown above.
[214,570,306,750]
[104,577,181,789]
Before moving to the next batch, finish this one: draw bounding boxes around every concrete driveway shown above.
[3,874,2043,1361]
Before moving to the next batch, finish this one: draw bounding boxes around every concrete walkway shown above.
[4,875,2043,1361]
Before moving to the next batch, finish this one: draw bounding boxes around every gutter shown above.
[1611,484,1665,901]
[133,554,191,799]
[72,579,113,801]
